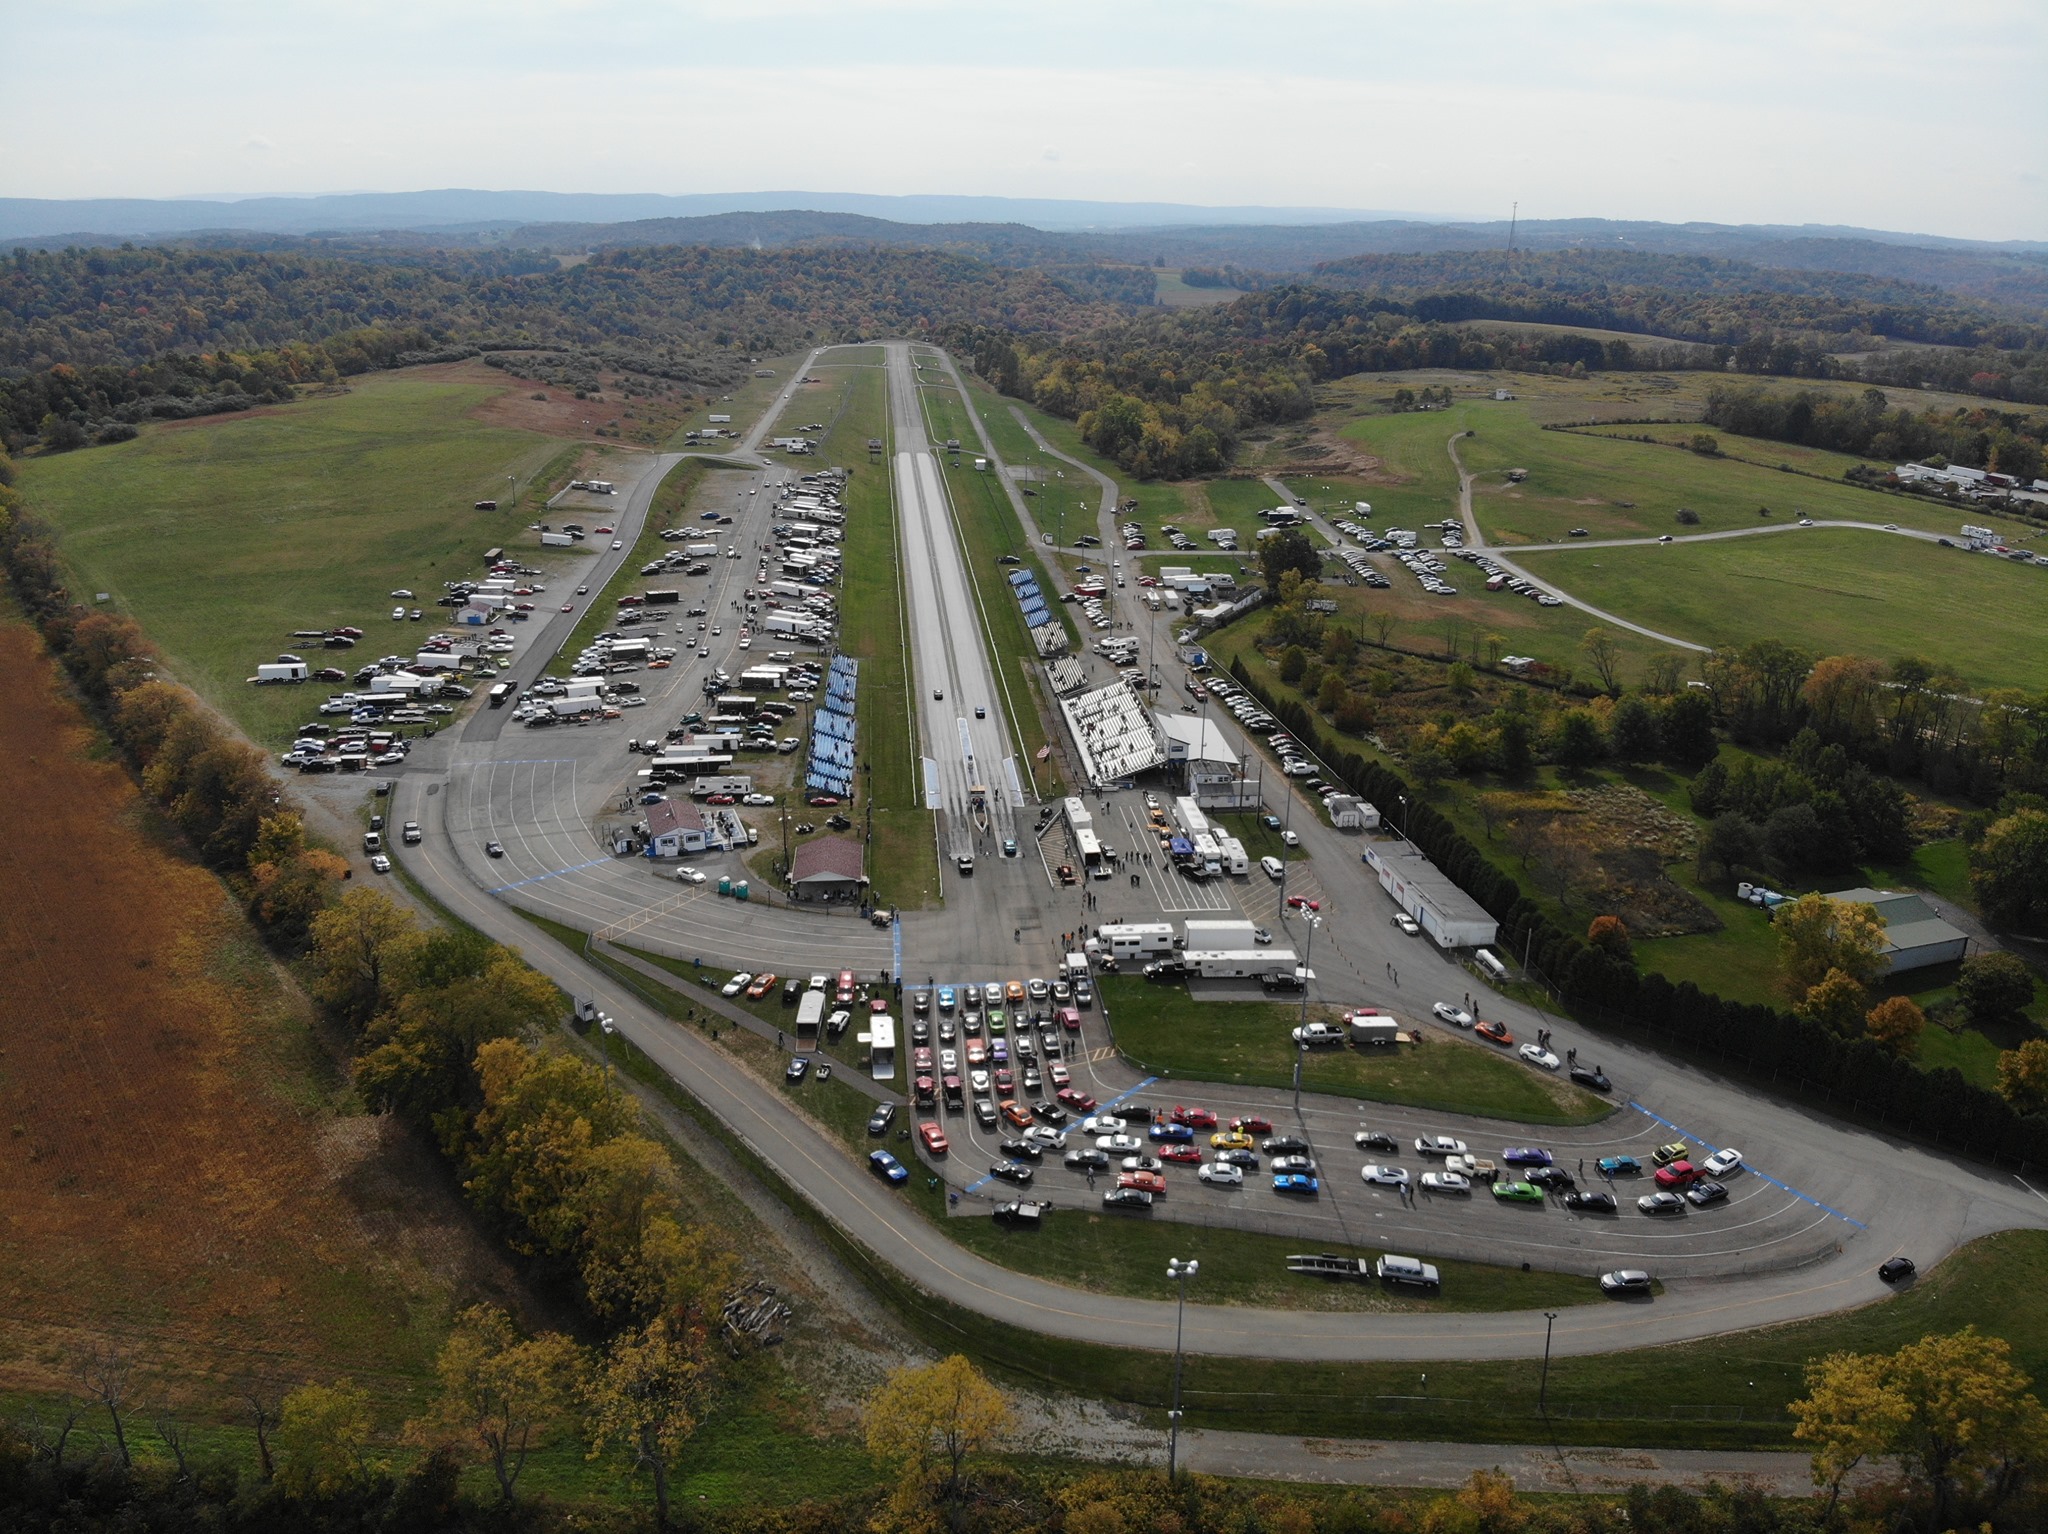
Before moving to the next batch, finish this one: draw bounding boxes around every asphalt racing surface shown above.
[393,342,2048,1361]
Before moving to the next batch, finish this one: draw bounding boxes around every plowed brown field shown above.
[0,615,526,1412]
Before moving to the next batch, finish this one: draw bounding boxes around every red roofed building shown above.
[646,797,708,857]
[790,835,865,898]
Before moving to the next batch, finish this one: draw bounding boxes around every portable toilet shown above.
[718,876,732,896]
[734,881,750,902]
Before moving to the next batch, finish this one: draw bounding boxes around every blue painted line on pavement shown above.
[490,857,610,894]
[891,917,902,984]
[1628,1101,1866,1229]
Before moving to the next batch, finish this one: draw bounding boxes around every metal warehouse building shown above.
[1824,888,1971,974]
[1363,840,1499,949]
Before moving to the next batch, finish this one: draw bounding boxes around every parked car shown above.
[1360,1165,1410,1187]
[1103,1187,1154,1210]
[1701,1147,1744,1178]
[1565,1190,1619,1213]
[1519,1043,1560,1070]
[1685,1179,1729,1207]
[868,1150,909,1184]
[1475,1019,1514,1046]
[1432,1002,1475,1028]
[1569,1064,1612,1092]
[1197,1162,1245,1187]
[1272,1173,1320,1196]
[1419,1171,1471,1195]
[1491,1180,1544,1204]
[1598,1155,1641,1177]
[1878,1257,1917,1283]
[1637,1191,1686,1216]
[1599,1269,1653,1297]
[1653,1141,1690,1166]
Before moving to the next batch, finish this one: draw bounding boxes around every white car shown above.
[390,589,414,599]
[1022,1125,1067,1151]
[1519,1043,1561,1071]
[1432,1002,1475,1028]
[1420,1171,1472,1195]
[612,539,624,549]
[1702,1147,1744,1178]
[742,793,775,806]
[1415,1135,1469,1158]
[1281,829,1301,847]
[1096,1134,1145,1155]
[1361,1165,1410,1187]
[368,853,392,874]
[674,866,706,884]
[1391,914,1421,937]
[1081,1115,1123,1136]
[1261,855,1284,880]
[721,972,753,997]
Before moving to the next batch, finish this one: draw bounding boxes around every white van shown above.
[1375,1254,1441,1289]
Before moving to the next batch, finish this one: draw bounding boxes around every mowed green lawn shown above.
[1101,979,1611,1126]
[1520,531,2048,693]
[19,374,565,743]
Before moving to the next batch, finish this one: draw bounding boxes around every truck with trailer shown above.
[1348,1014,1401,1047]
[1090,923,1177,962]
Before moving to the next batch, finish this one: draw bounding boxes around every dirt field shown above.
[406,357,698,445]
[0,615,530,1416]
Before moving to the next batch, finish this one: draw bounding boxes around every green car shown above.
[987,1008,1008,1036]
[1491,1180,1545,1204]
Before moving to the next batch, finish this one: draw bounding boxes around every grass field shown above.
[807,363,938,907]
[16,373,579,745]
[0,611,495,1421]
[1152,270,1243,308]
[1519,530,2048,692]
[1100,979,1612,1125]
[659,347,813,449]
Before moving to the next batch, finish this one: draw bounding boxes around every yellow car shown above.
[1005,980,1026,1005]
[1652,1141,1689,1166]
[1210,1130,1254,1151]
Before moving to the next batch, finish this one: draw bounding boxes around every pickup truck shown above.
[1444,1153,1498,1184]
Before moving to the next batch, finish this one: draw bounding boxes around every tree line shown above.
[1702,382,2047,484]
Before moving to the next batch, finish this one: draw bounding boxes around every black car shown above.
[1064,1148,1110,1171]
[485,841,505,858]
[991,1200,1043,1227]
[1102,1187,1153,1210]
[782,978,804,1005]
[997,1138,1043,1161]
[1032,1100,1069,1124]
[1216,1148,1261,1170]
[1263,1135,1311,1155]
[865,1102,897,1137]
[989,1161,1035,1186]
[785,1056,809,1084]
[1569,1064,1613,1092]
[1563,1190,1619,1214]
[1685,1179,1729,1207]
[1878,1257,1917,1283]
[1356,1131,1398,1154]
[1528,1166,1575,1191]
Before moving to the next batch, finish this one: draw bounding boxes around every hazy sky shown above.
[9,0,2045,240]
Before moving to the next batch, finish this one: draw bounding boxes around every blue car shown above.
[1149,1122,1195,1143]
[937,985,956,1011]
[1273,1173,1320,1196]
[1503,1147,1554,1167]
[1597,1155,1641,1177]
[868,1150,909,1185]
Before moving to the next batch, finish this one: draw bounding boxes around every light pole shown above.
[599,1017,616,1088]
[1276,783,1297,915]
[1292,913,1321,1109]
[1539,1310,1559,1415]
[1394,792,1409,843]
[1166,1257,1199,1478]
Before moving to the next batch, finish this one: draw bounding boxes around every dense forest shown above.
[1701,383,2048,483]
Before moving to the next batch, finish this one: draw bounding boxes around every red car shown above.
[809,794,842,807]
[869,997,890,1013]
[1056,1086,1097,1113]
[918,1121,950,1156]
[1158,1143,1203,1165]
[1231,1115,1274,1135]
[560,602,575,613]
[1286,896,1321,912]
[914,1075,936,1106]
[707,794,737,805]
[1171,1104,1218,1129]
[1118,1170,1167,1196]
[1654,1159,1701,1189]
[595,526,614,534]
[1475,1019,1515,1047]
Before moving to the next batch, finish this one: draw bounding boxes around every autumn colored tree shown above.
[414,1304,582,1505]
[1797,968,1870,1035]
[1580,628,1621,695]
[1776,894,1889,998]
[1792,1328,2048,1530]
[1586,915,1632,960]
[865,1354,1012,1521]
[309,887,422,1026]
[1996,1038,2048,1114]
[583,1319,710,1534]
[1864,995,1925,1056]
[274,1380,377,1500]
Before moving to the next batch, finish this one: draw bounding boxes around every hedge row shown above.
[1228,656,2048,1168]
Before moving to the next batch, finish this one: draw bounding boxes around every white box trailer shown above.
[254,662,308,684]
[691,776,753,798]
[763,612,816,638]
[1186,949,1299,979]
[685,543,718,558]
[370,671,425,694]
[1182,919,1257,950]
[552,696,602,717]
[795,990,826,1037]
[1350,1016,1401,1047]
[1063,796,1093,832]
[566,677,603,698]
[1174,796,1211,838]
[1091,922,1176,960]
[539,532,575,547]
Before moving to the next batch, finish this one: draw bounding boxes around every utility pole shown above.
[1166,1258,1199,1477]
[1508,201,1518,254]
[1292,913,1320,1109]
[1539,1310,1559,1415]
[599,1017,616,1090]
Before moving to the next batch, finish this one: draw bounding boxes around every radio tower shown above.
[1507,201,1518,254]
